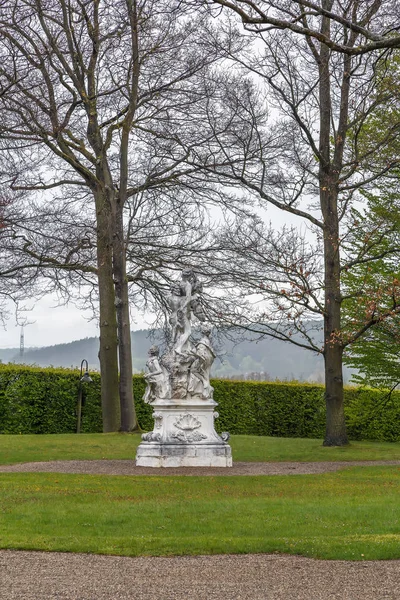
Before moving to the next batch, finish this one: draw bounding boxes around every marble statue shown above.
[168,269,205,356]
[136,270,232,467]
[143,345,170,403]
[188,324,215,400]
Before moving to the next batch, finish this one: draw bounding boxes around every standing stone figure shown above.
[167,282,183,348]
[143,345,169,403]
[168,269,204,356]
[188,324,215,400]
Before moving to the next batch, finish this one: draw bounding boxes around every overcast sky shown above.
[0,294,151,349]
[0,203,314,349]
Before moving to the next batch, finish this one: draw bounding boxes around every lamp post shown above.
[76,359,93,434]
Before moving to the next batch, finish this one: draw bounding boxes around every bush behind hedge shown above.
[1,364,400,441]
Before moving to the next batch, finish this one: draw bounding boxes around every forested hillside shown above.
[0,328,354,383]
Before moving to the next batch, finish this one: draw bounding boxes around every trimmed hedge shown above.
[1,364,400,441]
[344,387,400,442]
[0,365,103,434]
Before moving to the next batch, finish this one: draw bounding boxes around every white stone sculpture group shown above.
[143,269,215,403]
[135,269,232,467]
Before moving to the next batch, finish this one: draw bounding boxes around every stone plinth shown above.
[135,400,232,467]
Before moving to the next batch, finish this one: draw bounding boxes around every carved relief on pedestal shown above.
[171,413,207,443]
[141,431,162,442]
[153,412,163,429]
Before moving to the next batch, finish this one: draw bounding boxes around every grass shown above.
[231,435,400,462]
[1,467,400,560]
[1,433,400,465]
[1,434,400,560]
[0,432,141,465]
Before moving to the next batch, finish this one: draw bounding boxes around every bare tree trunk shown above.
[113,0,140,433]
[322,188,348,445]
[95,188,120,432]
[319,3,348,445]
[114,201,137,432]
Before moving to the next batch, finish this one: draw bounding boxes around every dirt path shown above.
[1,458,400,476]
[1,550,400,600]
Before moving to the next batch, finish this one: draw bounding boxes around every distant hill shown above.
[0,330,164,373]
[0,328,354,383]
[0,348,21,364]
[3,337,102,371]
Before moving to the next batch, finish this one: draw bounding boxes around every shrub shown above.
[1,364,400,441]
[211,379,326,437]
[0,365,102,434]
[344,386,400,442]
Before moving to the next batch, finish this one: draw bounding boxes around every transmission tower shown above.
[20,326,24,359]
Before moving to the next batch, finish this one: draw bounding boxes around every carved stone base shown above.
[135,401,232,467]
[136,442,232,467]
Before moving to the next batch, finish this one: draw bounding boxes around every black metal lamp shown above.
[76,359,93,433]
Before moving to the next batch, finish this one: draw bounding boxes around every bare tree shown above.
[204,0,400,54]
[0,0,258,431]
[196,0,400,445]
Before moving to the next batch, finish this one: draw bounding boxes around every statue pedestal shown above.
[135,400,232,467]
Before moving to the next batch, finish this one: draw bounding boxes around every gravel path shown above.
[1,550,400,600]
[1,458,400,475]
[2,460,400,599]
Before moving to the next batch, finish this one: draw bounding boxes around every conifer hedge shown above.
[1,364,400,441]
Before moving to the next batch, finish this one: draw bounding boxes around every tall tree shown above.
[342,49,400,388]
[341,183,400,389]
[198,0,400,445]
[0,0,253,431]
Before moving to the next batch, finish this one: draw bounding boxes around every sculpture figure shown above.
[188,324,215,400]
[168,269,205,356]
[143,271,214,401]
[143,345,170,403]
[168,282,182,347]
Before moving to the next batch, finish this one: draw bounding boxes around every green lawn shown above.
[1,468,400,560]
[1,434,400,560]
[1,433,400,465]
